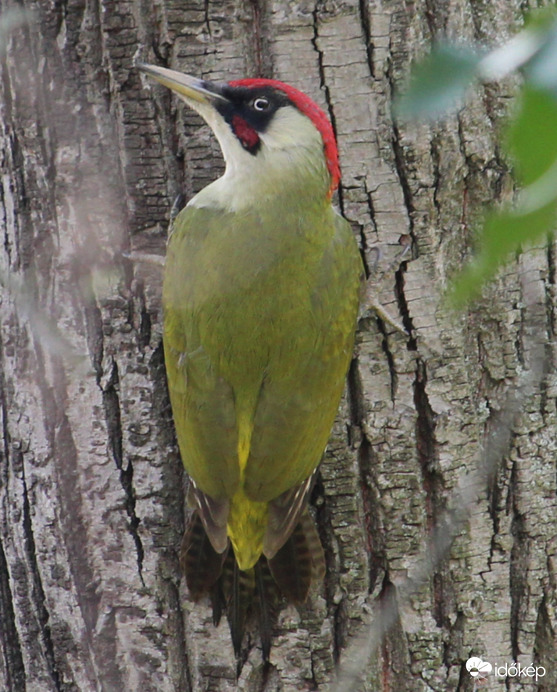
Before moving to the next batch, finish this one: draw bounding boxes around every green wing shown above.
[163,201,362,504]
[245,212,363,501]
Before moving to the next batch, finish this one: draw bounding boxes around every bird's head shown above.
[139,64,340,205]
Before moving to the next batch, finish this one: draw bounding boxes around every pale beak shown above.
[137,63,228,107]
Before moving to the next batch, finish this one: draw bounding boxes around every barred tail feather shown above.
[233,563,255,658]
[180,512,227,600]
[180,508,324,660]
[267,509,324,604]
[254,560,281,661]
[299,508,326,582]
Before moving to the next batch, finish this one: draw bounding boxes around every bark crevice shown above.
[0,535,26,692]
[20,457,62,692]
[101,360,145,582]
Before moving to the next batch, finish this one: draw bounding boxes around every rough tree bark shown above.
[1,0,556,690]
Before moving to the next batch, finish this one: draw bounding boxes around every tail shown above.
[267,510,325,604]
[180,509,325,660]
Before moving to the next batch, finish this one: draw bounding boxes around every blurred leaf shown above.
[0,8,31,54]
[522,19,557,94]
[516,158,557,216]
[478,27,544,81]
[0,267,88,370]
[452,83,557,306]
[395,44,481,120]
[449,200,557,306]
[508,86,557,186]
[396,10,557,306]
[524,5,557,32]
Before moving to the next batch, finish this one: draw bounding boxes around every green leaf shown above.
[449,200,557,306]
[508,86,557,185]
[451,78,557,307]
[395,44,481,121]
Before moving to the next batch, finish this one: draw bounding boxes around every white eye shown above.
[252,97,270,111]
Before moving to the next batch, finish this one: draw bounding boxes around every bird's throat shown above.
[189,146,331,212]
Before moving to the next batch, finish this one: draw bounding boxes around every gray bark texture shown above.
[1,0,556,690]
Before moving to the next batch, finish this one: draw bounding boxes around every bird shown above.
[138,63,363,659]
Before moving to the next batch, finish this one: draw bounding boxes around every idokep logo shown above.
[466,657,492,682]
[466,656,546,683]
[493,662,546,681]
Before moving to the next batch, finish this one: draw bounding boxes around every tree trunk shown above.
[1,0,556,690]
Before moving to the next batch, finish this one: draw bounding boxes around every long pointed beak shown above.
[137,63,228,106]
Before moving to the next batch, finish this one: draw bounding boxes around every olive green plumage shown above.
[164,188,361,652]
[164,197,361,487]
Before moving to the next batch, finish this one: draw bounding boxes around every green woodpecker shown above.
[139,63,363,656]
